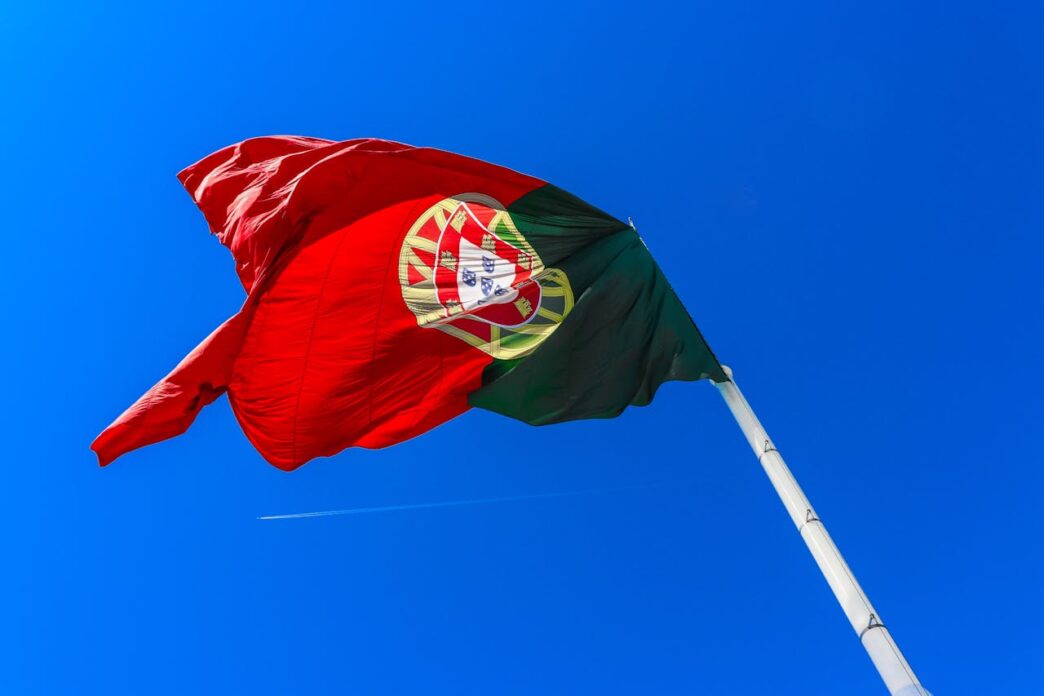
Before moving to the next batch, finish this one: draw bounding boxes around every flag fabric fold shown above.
[93,136,723,470]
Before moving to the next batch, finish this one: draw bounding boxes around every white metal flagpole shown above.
[713,367,929,695]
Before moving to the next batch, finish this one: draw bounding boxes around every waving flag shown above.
[92,137,723,470]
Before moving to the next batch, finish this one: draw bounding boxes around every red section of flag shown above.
[93,137,543,470]
[91,312,249,466]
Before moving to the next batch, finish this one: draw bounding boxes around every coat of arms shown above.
[398,194,573,359]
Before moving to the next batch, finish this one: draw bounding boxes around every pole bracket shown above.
[858,613,886,640]
[757,440,779,463]
[798,507,821,533]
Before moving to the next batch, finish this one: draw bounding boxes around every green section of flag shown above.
[467,185,725,424]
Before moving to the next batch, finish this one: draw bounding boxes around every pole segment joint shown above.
[860,614,886,640]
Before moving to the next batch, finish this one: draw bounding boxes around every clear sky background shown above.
[3,1,1042,694]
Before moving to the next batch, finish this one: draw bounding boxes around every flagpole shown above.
[713,367,929,695]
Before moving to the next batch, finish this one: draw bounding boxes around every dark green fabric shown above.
[467,184,725,425]
[503,183,631,264]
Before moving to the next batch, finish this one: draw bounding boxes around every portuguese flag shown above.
[92,137,724,471]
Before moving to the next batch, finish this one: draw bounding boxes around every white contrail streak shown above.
[258,480,688,521]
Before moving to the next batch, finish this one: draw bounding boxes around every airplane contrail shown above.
[258,480,689,521]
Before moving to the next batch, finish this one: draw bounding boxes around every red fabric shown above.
[92,137,543,470]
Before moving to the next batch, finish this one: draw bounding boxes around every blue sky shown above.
[3,1,1042,693]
